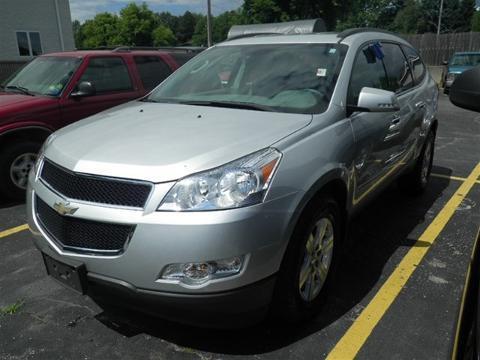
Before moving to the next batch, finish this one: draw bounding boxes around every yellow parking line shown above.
[327,162,480,360]
[0,224,29,239]
[431,173,480,184]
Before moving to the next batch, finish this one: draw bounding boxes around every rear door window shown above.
[78,57,133,93]
[134,56,172,91]
[401,45,426,85]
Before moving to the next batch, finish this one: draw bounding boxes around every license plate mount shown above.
[42,253,87,294]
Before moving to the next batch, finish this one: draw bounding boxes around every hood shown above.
[448,65,475,74]
[46,101,312,183]
[0,92,34,107]
[0,92,57,120]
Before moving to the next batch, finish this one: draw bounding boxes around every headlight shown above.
[446,73,457,82]
[158,148,282,211]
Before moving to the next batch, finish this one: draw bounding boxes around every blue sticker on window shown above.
[371,42,384,60]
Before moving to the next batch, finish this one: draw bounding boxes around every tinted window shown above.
[79,57,132,93]
[169,52,198,66]
[134,56,172,91]
[16,32,30,56]
[450,53,480,66]
[381,43,414,93]
[402,45,426,85]
[348,44,388,105]
[29,32,43,56]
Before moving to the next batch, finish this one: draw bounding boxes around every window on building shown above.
[16,32,43,57]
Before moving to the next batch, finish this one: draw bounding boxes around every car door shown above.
[59,56,141,124]
[379,42,420,171]
[401,45,431,146]
[348,42,410,205]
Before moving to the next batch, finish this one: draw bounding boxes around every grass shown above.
[0,300,24,316]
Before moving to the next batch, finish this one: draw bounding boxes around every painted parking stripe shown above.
[327,162,480,360]
[0,224,29,239]
[431,173,480,184]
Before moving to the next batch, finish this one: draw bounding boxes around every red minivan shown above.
[0,48,201,200]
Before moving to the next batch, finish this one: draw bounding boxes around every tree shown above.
[242,0,286,24]
[417,0,476,33]
[335,0,396,30]
[191,10,243,46]
[177,11,198,44]
[157,12,179,35]
[80,13,121,48]
[393,0,421,33]
[473,11,480,31]
[213,10,243,42]
[191,16,208,46]
[117,3,157,46]
[72,20,84,49]
[152,25,176,46]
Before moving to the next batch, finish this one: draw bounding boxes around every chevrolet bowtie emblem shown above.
[53,201,79,216]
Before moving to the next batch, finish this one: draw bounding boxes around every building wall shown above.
[0,0,75,62]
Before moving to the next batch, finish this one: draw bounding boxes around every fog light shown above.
[161,256,244,286]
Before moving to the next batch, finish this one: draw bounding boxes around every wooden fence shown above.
[403,32,480,66]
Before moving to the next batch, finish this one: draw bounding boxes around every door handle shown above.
[415,101,426,109]
[389,116,401,130]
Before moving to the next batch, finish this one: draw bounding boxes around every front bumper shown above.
[27,170,298,317]
[87,271,276,328]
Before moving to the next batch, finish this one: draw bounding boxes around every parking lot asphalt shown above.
[0,94,479,360]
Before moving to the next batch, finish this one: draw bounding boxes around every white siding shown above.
[0,0,75,61]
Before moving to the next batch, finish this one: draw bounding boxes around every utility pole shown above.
[436,0,444,64]
[437,0,444,36]
[207,0,213,47]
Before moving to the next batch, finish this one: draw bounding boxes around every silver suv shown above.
[27,21,438,327]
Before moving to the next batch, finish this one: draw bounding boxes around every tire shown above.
[398,131,435,196]
[270,195,341,323]
[0,141,41,201]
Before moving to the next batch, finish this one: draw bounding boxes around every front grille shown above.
[35,196,135,254]
[40,160,152,208]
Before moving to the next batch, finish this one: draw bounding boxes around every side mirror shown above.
[442,60,449,66]
[71,81,96,98]
[353,87,400,113]
[449,66,480,113]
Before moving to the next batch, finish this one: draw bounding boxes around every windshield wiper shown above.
[5,85,35,96]
[178,100,275,112]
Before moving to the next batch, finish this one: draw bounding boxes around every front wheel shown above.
[271,195,341,323]
[0,141,40,201]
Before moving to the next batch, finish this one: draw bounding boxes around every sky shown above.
[69,0,244,22]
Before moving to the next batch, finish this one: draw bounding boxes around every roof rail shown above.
[227,19,327,40]
[111,46,205,53]
[336,28,399,42]
[85,46,205,53]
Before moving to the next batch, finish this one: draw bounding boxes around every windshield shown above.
[450,54,480,67]
[147,43,348,114]
[1,56,82,96]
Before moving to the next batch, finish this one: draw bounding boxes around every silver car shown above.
[27,21,438,327]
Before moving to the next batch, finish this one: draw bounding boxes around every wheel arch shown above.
[286,170,350,251]
[0,126,53,146]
